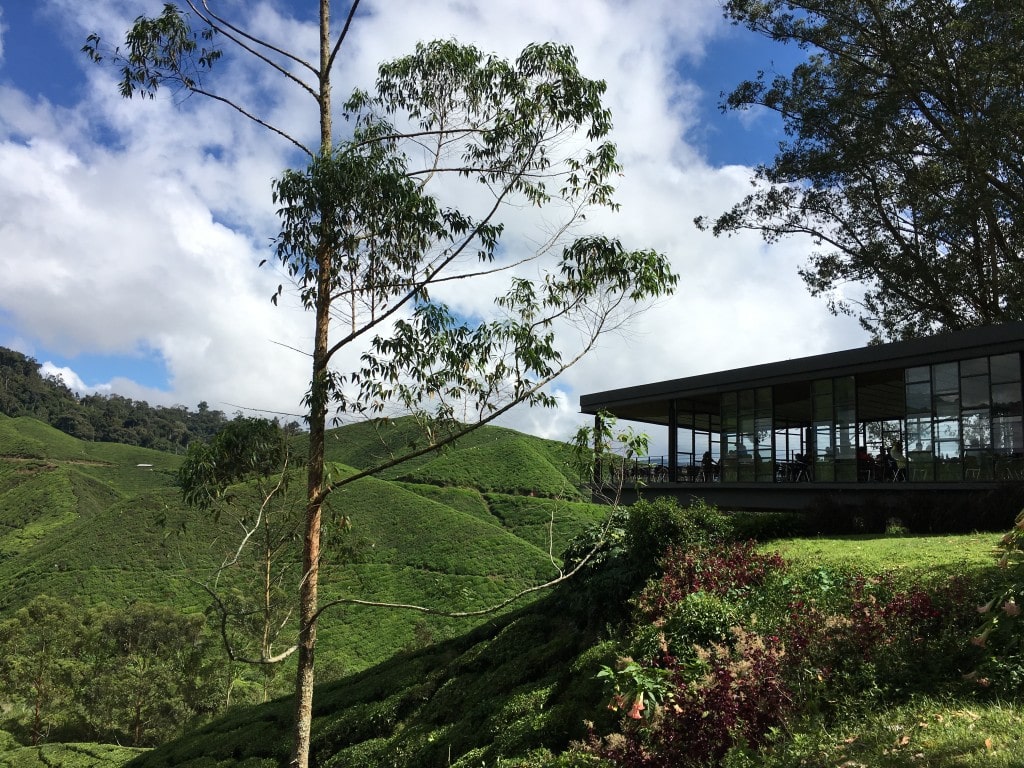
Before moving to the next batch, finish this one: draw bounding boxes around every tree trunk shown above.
[290,2,333,764]
[291,256,331,768]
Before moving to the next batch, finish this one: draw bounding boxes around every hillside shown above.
[0,415,179,576]
[0,415,602,677]
[128,590,612,768]
[5,415,1023,768]
[116,513,1023,768]
[320,417,583,494]
[0,346,237,451]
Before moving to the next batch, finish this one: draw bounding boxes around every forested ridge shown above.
[0,346,256,451]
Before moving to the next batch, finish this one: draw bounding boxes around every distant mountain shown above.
[0,346,252,451]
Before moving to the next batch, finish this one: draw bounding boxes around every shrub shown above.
[592,628,792,768]
[635,542,786,622]
[584,535,995,767]
[781,571,978,709]
[556,508,638,624]
[625,498,732,573]
[628,591,737,665]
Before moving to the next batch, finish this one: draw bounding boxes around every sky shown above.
[0,0,867,453]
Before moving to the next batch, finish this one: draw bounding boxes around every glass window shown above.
[836,405,856,425]
[721,392,737,430]
[906,416,932,451]
[993,383,1023,416]
[934,416,960,450]
[906,416,934,481]
[934,392,959,418]
[906,381,931,413]
[962,409,991,451]
[993,416,1024,454]
[961,376,990,409]
[906,365,930,383]
[932,362,959,394]
[811,422,833,453]
[755,387,772,412]
[961,357,988,376]
[991,353,1021,384]
[739,389,755,412]
[813,422,835,481]
[812,378,833,420]
[834,376,855,404]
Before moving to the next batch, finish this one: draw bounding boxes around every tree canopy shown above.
[699,0,1024,341]
[86,4,677,765]
[0,346,234,449]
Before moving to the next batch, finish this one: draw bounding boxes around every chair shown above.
[997,458,1020,480]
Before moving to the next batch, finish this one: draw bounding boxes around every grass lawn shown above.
[787,698,1024,767]
[770,531,1002,578]
[737,531,1023,768]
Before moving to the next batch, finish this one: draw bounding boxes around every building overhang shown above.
[580,322,1024,427]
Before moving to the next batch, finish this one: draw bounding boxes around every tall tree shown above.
[697,0,1024,341]
[84,4,677,765]
[85,602,221,746]
[0,596,84,746]
[178,417,305,681]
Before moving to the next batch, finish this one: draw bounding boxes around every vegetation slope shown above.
[0,413,602,677]
[6,411,1023,768]
[113,500,1024,768]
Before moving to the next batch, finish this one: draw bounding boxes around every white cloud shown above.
[39,362,88,392]
[0,0,867,443]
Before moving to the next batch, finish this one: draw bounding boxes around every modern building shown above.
[580,323,1024,511]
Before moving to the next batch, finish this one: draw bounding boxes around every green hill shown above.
[0,415,601,675]
[126,592,611,768]
[119,523,1024,768]
[0,413,613,759]
[321,418,582,494]
[0,415,180,568]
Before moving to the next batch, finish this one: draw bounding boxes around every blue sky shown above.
[0,1,864,441]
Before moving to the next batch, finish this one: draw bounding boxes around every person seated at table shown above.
[890,441,907,481]
[700,450,717,480]
[856,445,875,481]
[793,452,810,480]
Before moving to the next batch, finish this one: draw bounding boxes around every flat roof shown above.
[581,322,1024,418]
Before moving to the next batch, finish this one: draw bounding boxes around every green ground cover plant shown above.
[771,532,1001,582]
[0,416,603,762]
[395,483,492,522]
[400,438,581,498]
[0,741,145,768]
[484,493,608,554]
[4,416,1022,768]
[320,419,578,489]
[580,503,1022,768]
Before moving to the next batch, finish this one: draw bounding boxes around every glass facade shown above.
[704,352,1023,483]
[719,388,772,481]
